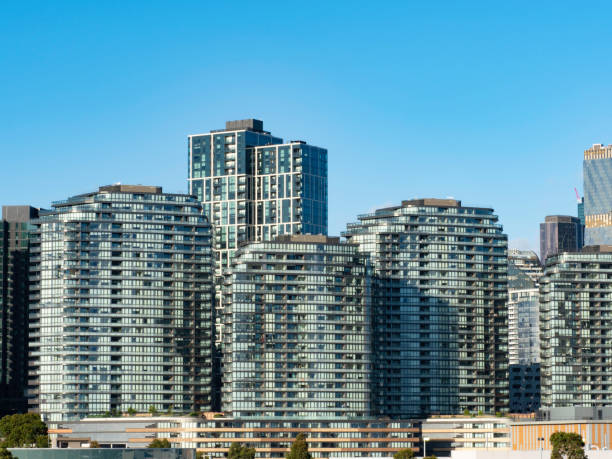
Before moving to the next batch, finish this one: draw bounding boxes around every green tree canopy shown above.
[228,442,256,459]
[286,433,311,459]
[550,432,587,459]
[148,438,172,448]
[0,413,48,448]
[393,448,415,459]
[0,448,13,459]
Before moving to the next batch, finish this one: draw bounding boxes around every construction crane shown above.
[575,187,581,203]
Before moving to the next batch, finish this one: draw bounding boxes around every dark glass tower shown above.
[343,199,509,418]
[0,205,39,415]
[539,215,583,263]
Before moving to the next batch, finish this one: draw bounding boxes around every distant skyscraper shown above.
[539,216,583,263]
[188,119,328,341]
[578,196,585,226]
[28,185,214,423]
[344,199,509,417]
[540,246,612,408]
[584,143,612,245]
[0,205,38,416]
[507,249,541,413]
[221,235,371,419]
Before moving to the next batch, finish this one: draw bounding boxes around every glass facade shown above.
[28,185,214,423]
[507,253,541,413]
[584,144,612,245]
[343,199,509,417]
[0,206,39,415]
[539,216,583,263]
[540,249,612,408]
[221,235,371,419]
[188,120,328,409]
[188,120,327,274]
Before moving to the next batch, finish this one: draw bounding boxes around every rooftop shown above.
[275,234,341,244]
[402,198,461,208]
[544,215,580,223]
[99,184,162,194]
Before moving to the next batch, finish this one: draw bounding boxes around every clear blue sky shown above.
[2,1,611,254]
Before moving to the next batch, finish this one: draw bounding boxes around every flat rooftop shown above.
[99,185,163,194]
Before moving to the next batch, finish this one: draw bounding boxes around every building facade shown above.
[28,185,214,423]
[584,143,612,245]
[539,216,583,263]
[507,251,541,413]
[421,416,512,456]
[539,247,612,408]
[343,199,509,418]
[187,118,327,275]
[49,415,420,459]
[1,206,39,415]
[221,235,371,419]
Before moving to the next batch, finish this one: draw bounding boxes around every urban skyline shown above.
[3,2,612,256]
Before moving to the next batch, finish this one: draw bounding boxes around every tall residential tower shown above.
[343,199,509,418]
[507,249,542,413]
[540,246,612,408]
[28,185,214,423]
[188,119,327,275]
[221,235,371,419]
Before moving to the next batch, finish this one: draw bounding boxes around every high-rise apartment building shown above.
[188,119,328,403]
[539,215,583,263]
[221,235,371,419]
[540,246,612,408]
[584,143,612,245]
[1,205,39,415]
[508,251,541,366]
[28,185,214,423]
[507,250,541,413]
[188,119,327,275]
[508,249,542,283]
[343,199,509,418]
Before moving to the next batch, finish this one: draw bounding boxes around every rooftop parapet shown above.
[99,184,162,194]
[584,143,612,160]
[402,198,461,208]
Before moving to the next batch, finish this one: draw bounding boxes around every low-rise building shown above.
[421,416,512,457]
[49,415,419,459]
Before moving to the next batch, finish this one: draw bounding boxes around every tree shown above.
[149,405,158,416]
[393,448,414,459]
[424,456,437,459]
[148,438,172,448]
[286,433,311,459]
[127,408,137,416]
[228,442,256,459]
[0,448,13,459]
[0,413,49,448]
[550,432,587,459]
